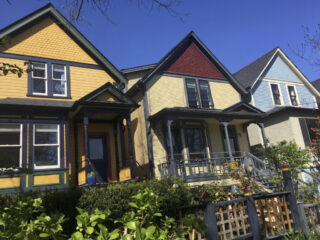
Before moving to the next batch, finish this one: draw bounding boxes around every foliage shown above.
[0,37,32,78]
[0,197,66,239]
[284,229,320,240]
[297,181,320,203]
[87,171,96,177]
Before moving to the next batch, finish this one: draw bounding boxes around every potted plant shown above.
[87,171,96,185]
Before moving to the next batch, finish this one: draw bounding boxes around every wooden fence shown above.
[179,166,305,240]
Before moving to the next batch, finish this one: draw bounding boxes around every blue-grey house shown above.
[234,47,320,153]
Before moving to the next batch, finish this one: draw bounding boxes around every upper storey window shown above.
[185,78,213,109]
[28,62,70,98]
[270,83,282,105]
[287,86,298,106]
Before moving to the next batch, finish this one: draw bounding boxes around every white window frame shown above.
[286,84,300,107]
[269,82,283,106]
[33,124,60,170]
[31,62,48,96]
[0,123,23,169]
[52,64,67,97]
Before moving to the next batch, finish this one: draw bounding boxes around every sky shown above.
[1,0,320,81]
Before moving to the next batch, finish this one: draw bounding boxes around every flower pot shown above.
[87,176,96,185]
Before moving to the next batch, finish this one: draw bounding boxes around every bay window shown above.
[0,123,22,168]
[33,124,60,169]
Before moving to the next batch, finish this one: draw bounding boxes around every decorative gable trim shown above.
[78,82,137,106]
[223,102,264,113]
[126,31,247,97]
[0,3,127,85]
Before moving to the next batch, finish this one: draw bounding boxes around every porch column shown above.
[113,121,120,181]
[221,121,233,160]
[167,119,177,177]
[83,114,90,173]
[257,122,268,147]
[74,120,79,186]
[126,115,136,179]
[119,119,126,168]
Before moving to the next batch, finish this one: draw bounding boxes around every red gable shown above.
[165,42,224,79]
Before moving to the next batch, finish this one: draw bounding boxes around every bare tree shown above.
[293,25,320,67]
[59,0,186,23]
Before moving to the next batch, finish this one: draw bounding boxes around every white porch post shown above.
[221,121,233,160]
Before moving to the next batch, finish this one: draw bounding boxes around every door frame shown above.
[88,132,111,181]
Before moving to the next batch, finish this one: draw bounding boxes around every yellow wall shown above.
[125,70,150,89]
[33,174,60,185]
[4,18,96,64]
[0,177,20,188]
[209,81,241,109]
[0,58,115,101]
[130,92,149,176]
[147,75,186,115]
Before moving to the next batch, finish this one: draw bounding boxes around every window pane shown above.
[199,80,212,108]
[35,124,58,144]
[185,128,206,159]
[52,65,66,80]
[34,146,58,166]
[89,138,104,160]
[271,84,281,105]
[32,63,46,78]
[288,86,298,106]
[0,147,20,168]
[53,80,66,95]
[33,79,46,93]
[186,79,198,108]
[0,124,20,145]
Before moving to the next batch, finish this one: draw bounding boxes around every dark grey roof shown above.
[264,106,320,118]
[312,79,320,92]
[0,98,74,108]
[121,63,157,74]
[234,47,278,89]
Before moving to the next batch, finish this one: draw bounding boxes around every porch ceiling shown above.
[149,107,264,123]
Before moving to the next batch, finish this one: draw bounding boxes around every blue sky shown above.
[1,0,320,81]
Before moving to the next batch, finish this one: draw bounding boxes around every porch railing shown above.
[158,152,244,181]
[158,152,275,187]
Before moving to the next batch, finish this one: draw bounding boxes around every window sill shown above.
[26,94,72,99]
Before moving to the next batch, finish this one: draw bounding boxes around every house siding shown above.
[252,80,274,112]
[296,85,316,108]
[209,81,241,109]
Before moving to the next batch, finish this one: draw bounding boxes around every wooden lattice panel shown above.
[215,201,250,240]
[305,205,320,229]
[255,194,293,237]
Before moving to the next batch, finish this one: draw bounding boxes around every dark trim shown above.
[22,121,28,168]
[264,106,320,119]
[223,101,264,113]
[113,122,120,181]
[0,52,103,70]
[142,89,155,178]
[121,63,157,74]
[74,120,79,186]
[119,119,126,167]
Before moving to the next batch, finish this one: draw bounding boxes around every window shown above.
[270,83,282,105]
[52,65,67,96]
[33,124,60,169]
[185,127,207,160]
[32,63,47,95]
[287,86,298,106]
[220,125,240,155]
[29,62,69,98]
[185,78,213,108]
[0,123,22,168]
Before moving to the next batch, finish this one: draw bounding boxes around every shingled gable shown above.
[126,31,247,97]
[235,47,320,97]
[0,3,127,85]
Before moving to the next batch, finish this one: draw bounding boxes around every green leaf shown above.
[39,232,50,238]
[145,226,156,238]
[127,221,137,230]
[86,226,94,235]
[128,202,138,208]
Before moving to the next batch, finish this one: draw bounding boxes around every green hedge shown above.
[0,178,230,234]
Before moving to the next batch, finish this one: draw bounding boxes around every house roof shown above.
[0,98,74,109]
[234,47,320,97]
[0,3,127,85]
[264,106,320,118]
[234,47,278,89]
[126,31,248,97]
[312,79,320,92]
[121,63,157,74]
[223,102,264,114]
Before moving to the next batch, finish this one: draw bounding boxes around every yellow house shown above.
[0,4,137,193]
[123,32,268,185]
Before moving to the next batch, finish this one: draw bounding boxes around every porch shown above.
[149,105,269,183]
